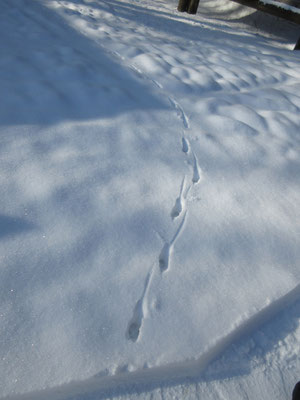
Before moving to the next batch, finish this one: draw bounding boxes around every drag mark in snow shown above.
[126,267,153,342]
[159,211,187,273]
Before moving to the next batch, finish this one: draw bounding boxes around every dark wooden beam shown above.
[187,0,201,14]
[294,37,300,49]
[177,0,191,12]
[231,0,300,24]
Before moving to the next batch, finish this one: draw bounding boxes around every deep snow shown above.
[1,0,300,399]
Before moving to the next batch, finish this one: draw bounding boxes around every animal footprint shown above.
[192,152,200,184]
[126,270,152,342]
[168,97,190,129]
[171,177,186,219]
[159,211,187,273]
[126,301,143,342]
[182,137,189,154]
[171,198,182,219]
[159,243,171,272]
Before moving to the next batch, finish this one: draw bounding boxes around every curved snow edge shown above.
[4,282,300,400]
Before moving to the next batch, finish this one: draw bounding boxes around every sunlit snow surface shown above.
[0,0,300,399]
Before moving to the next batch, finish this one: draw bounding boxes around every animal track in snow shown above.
[126,268,153,342]
[168,96,190,129]
[108,50,202,335]
[171,197,183,219]
[192,152,200,184]
[159,211,187,273]
[159,243,171,273]
[171,176,186,220]
[106,50,201,190]
[182,136,189,154]
[129,63,163,89]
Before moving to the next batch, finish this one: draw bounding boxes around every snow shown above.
[1,0,300,399]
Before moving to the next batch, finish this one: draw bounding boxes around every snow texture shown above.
[1,0,300,399]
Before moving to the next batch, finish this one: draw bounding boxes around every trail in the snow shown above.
[122,66,202,333]
[106,24,205,340]
[41,0,198,346]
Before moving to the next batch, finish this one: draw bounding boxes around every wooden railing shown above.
[231,0,300,24]
[177,0,300,49]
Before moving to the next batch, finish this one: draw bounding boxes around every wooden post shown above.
[187,0,200,14]
[294,37,300,50]
[177,0,191,12]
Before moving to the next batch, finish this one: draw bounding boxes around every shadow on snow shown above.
[0,0,168,126]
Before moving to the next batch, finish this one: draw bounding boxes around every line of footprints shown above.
[126,99,201,342]
[160,135,200,273]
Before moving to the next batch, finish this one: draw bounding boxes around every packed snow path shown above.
[1,0,300,399]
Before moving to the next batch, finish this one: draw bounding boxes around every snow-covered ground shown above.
[1,0,300,399]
